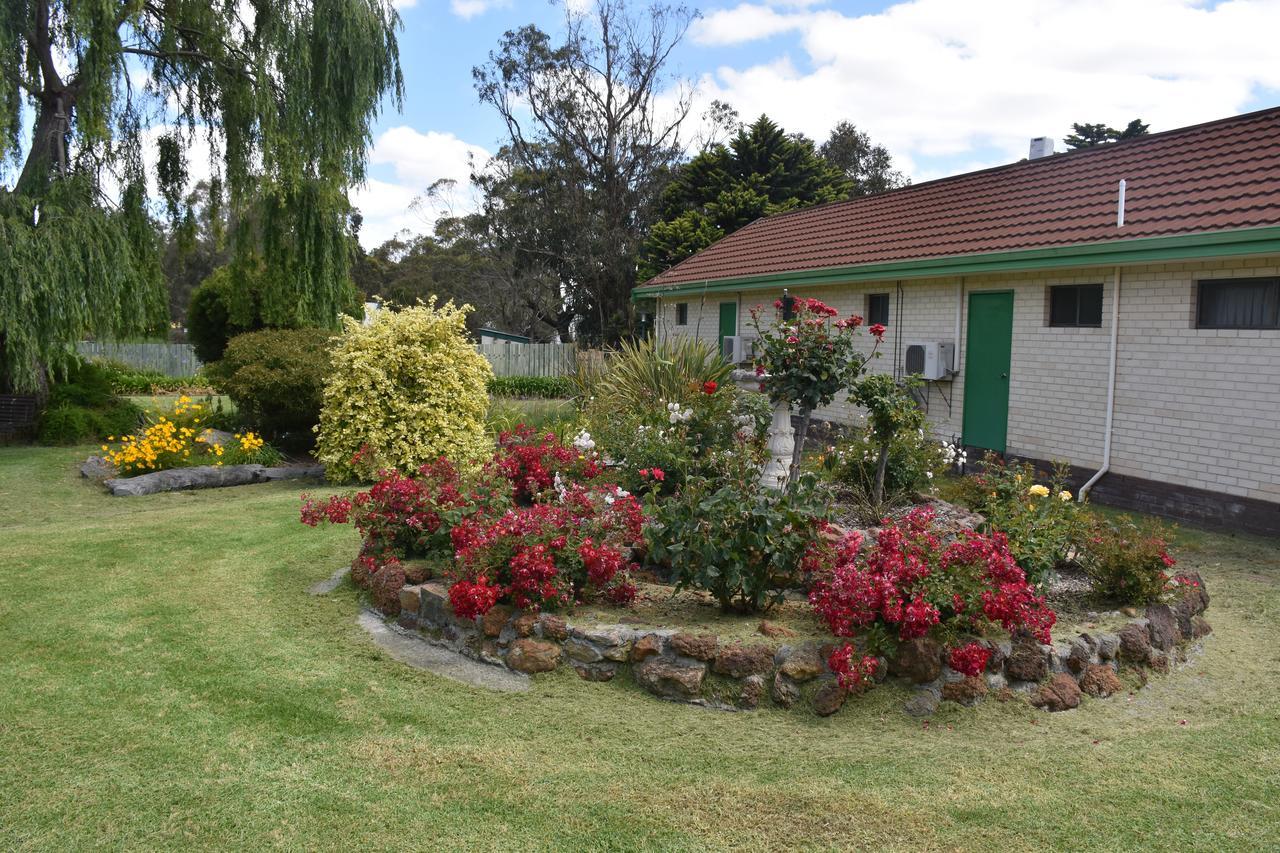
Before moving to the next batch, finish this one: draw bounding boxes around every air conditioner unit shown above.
[721,335,747,364]
[905,341,955,380]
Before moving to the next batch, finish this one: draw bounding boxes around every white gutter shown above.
[953,277,964,374]
[1080,265,1121,501]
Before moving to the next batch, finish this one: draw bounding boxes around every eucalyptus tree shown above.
[0,0,402,390]
[474,0,696,344]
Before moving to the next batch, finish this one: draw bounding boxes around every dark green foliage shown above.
[640,116,854,280]
[1064,119,1150,150]
[209,328,335,438]
[647,467,831,614]
[37,361,142,444]
[488,376,575,399]
[819,121,909,197]
[94,361,204,395]
[0,0,403,391]
[187,268,266,363]
[1082,516,1178,604]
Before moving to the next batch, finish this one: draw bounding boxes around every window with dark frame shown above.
[1197,278,1280,330]
[1048,284,1103,327]
[867,293,890,326]
[676,302,688,326]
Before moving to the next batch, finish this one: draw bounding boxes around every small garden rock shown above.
[512,612,538,637]
[539,615,569,641]
[811,680,848,717]
[1005,631,1048,682]
[1144,604,1181,652]
[740,674,765,710]
[563,638,604,663]
[482,605,513,638]
[80,456,115,480]
[634,657,705,700]
[573,662,616,682]
[1096,633,1120,661]
[941,676,988,705]
[1079,663,1123,698]
[904,688,940,717]
[713,643,775,678]
[631,634,664,661]
[1118,622,1152,662]
[758,620,797,639]
[1190,615,1213,638]
[506,639,562,673]
[890,636,943,684]
[1031,673,1081,712]
[772,673,800,708]
[670,632,718,661]
[779,644,826,682]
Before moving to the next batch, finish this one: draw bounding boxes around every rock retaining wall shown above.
[391,573,1211,716]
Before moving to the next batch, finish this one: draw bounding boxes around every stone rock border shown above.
[87,457,325,496]
[383,572,1211,716]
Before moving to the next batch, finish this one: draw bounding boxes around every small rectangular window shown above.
[1197,278,1280,329]
[867,293,890,326]
[676,303,688,326]
[1048,284,1103,327]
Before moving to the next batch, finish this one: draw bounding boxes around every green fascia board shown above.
[631,226,1280,300]
[478,328,532,343]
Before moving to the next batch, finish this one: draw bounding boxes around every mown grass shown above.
[1,445,1278,851]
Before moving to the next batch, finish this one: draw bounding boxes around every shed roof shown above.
[636,106,1280,294]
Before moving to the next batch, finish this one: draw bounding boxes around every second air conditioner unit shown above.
[905,341,955,380]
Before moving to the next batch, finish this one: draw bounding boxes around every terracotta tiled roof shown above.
[638,106,1280,290]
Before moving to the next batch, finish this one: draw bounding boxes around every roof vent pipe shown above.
[1117,179,1127,227]
[1029,137,1054,159]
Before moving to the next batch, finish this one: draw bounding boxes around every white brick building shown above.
[635,109,1280,534]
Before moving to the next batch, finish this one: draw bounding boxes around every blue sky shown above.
[350,0,1280,246]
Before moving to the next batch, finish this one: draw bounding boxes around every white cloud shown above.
[689,0,1280,178]
[354,126,492,247]
[449,0,508,18]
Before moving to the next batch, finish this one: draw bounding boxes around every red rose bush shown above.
[808,506,1056,691]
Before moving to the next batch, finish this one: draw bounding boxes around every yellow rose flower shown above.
[1027,484,1050,497]
[1058,490,1073,502]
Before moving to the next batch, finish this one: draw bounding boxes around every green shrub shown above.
[37,361,143,444]
[961,454,1087,589]
[581,336,732,410]
[316,299,494,482]
[37,404,93,445]
[645,462,831,613]
[488,375,574,399]
[187,267,264,363]
[94,360,206,395]
[819,426,957,517]
[1081,516,1178,604]
[209,328,334,438]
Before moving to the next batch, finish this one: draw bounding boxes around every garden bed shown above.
[380,566,1212,717]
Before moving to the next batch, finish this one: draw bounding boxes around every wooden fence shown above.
[477,341,578,377]
[77,339,581,379]
[77,341,201,377]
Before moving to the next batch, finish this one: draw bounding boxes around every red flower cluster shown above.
[948,641,993,677]
[448,483,643,615]
[638,467,665,481]
[827,644,880,692]
[299,493,353,526]
[702,380,718,395]
[833,313,864,330]
[809,506,1057,650]
[450,576,503,620]
[491,424,601,502]
[868,323,887,340]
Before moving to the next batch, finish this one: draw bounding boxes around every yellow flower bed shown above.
[101,396,273,475]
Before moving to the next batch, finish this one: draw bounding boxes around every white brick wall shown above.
[657,255,1280,504]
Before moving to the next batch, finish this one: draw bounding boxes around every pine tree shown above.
[1064,119,1150,150]
[640,115,852,280]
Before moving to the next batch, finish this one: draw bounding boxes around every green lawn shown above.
[1,446,1278,851]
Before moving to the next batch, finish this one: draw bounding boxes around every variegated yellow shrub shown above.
[315,299,495,481]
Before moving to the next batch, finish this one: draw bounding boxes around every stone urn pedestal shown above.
[730,368,792,491]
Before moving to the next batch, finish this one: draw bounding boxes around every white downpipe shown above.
[1080,266,1121,501]
[953,277,964,374]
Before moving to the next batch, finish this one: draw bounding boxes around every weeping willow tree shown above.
[0,0,403,391]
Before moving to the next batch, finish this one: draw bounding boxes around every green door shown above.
[718,302,737,348]
[962,291,1014,452]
